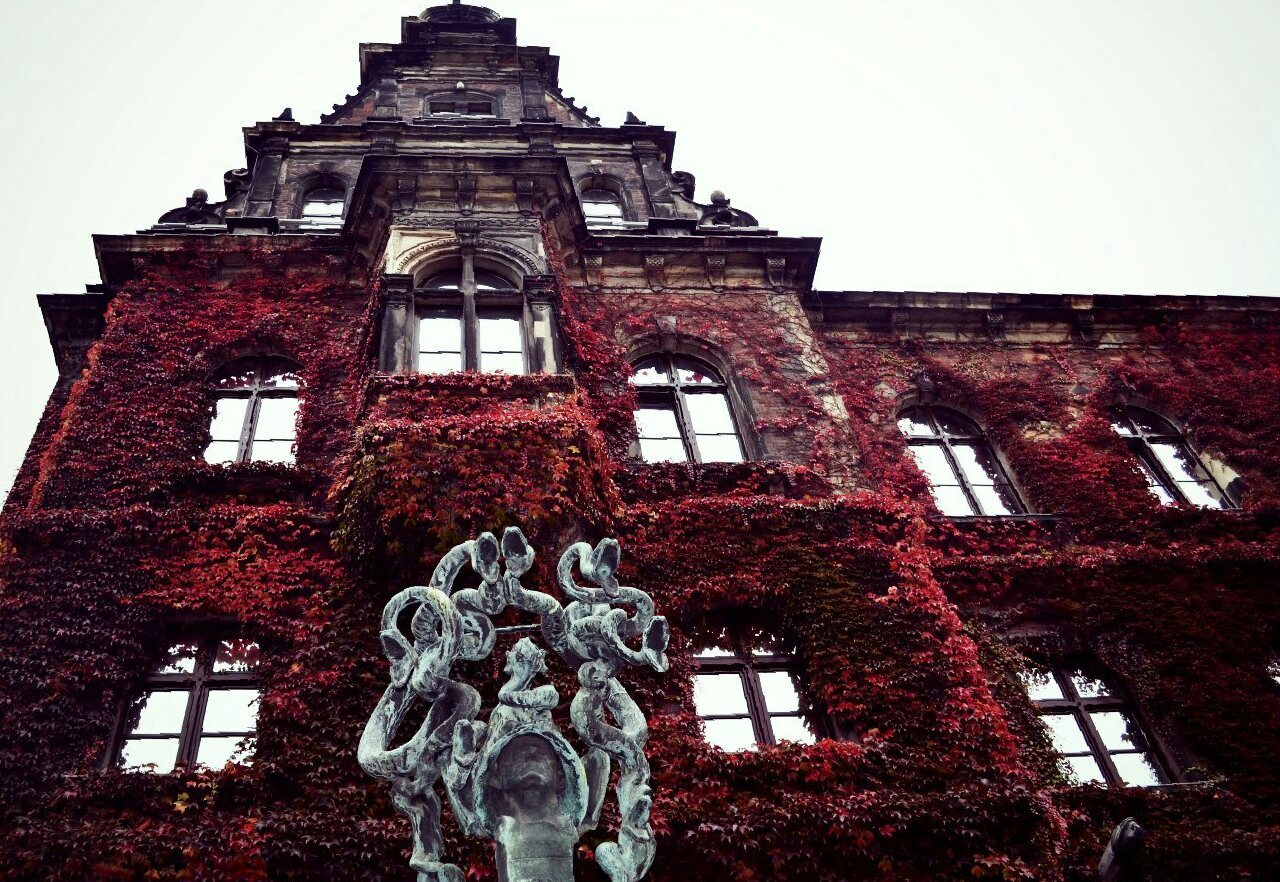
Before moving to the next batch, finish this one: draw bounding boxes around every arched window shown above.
[204,357,301,465]
[898,405,1024,517]
[299,186,345,228]
[581,189,625,228]
[1110,406,1235,509]
[416,265,526,375]
[631,355,745,464]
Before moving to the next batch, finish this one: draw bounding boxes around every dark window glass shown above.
[897,405,1024,516]
[429,96,495,117]
[117,637,260,773]
[1110,406,1235,509]
[1021,661,1168,787]
[631,356,744,465]
[205,357,301,466]
[693,645,820,751]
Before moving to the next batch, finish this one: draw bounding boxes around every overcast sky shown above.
[2,0,1278,505]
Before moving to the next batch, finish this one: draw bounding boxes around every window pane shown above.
[1020,670,1065,702]
[133,691,190,735]
[250,440,295,465]
[156,644,198,675]
[909,445,961,488]
[419,352,464,374]
[631,361,670,385]
[1070,673,1111,699]
[639,438,688,464]
[214,365,257,391]
[480,352,526,375]
[696,434,745,465]
[422,271,465,291]
[209,398,249,442]
[254,397,299,442]
[971,484,1016,517]
[693,673,750,716]
[686,393,736,435]
[931,485,976,517]
[769,715,817,745]
[196,735,254,769]
[758,671,802,713]
[203,441,241,465]
[1090,711,1141,752]
[261,366,300,390]
[952,444,1001,487]
[203,689,259,734]
[1128,409,1177,435]
[674,362,722,386]
[1111,752,1162,787]
[1135,459,1177,506]
[897,409,935,438]
[473,270,511,291]
[214,640,261,673]
[479,316,523,352]
[703,718,757,752]
[1042,713,1090,754]
[1064,754,1107,785]
[120,738,180,773]
[635,407,681,440]
[694,647,737,659]
[1111,417,1136,436]
[1178,479,1229,509]
[1150,443,1209,485]
[933,409,980,437]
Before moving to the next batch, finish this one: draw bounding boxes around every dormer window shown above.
[300,186,345,229]
[427,95,496,117]
[581,189,626,228]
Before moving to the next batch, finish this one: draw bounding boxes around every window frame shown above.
[1026,659,1172,788]
[413,264,530,375]
[1110,405,1237,509]
[425,93,498,118]
[692,647,826,749]
[298,186,347,228]
[631,354,749,465]
[580,188,628,228]
[899,403,1026,517]
[110,635,260,773]
[205,357,302,466]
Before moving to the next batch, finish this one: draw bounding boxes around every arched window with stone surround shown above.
[631,355,746,465]
[898,404,1025,517]
[203,356,302,466]
[415,263,527,375]
[298,178,346,229]
[1110,405,1237,509]
[581,189,626,228]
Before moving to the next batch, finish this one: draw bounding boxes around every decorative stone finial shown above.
[359,528,668,882]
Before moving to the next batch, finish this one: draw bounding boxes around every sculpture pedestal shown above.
[495,816,576,882]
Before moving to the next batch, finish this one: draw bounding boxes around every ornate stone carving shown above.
[699,191,759,228]
[644,255,667,292]
[392,236,544,279]
[704,255,726,290]
[359,528,669,882]
[985,310,1006,343]
[157,189,223,226]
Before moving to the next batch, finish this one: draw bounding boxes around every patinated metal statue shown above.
[359,527,669,882]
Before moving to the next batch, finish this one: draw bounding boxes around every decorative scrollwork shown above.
[358,527,668,882]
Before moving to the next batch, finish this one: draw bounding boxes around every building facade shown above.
[2,4,1278,880]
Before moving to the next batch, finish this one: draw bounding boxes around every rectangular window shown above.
[692,646,820,751]
[205,398,249,465]
[635,406,688,464]
[251,397,299,465]
[116,638,260,773]
[477,312,525,374]
[1022,661,1168,788]
[419,312,465,374]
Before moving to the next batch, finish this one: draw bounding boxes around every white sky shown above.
[1,0,1278,504]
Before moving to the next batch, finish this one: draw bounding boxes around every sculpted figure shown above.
[359,528,668,882]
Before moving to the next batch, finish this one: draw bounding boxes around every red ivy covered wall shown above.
[0,234,1277,882]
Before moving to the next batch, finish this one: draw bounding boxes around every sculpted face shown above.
[493,735,564,822]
